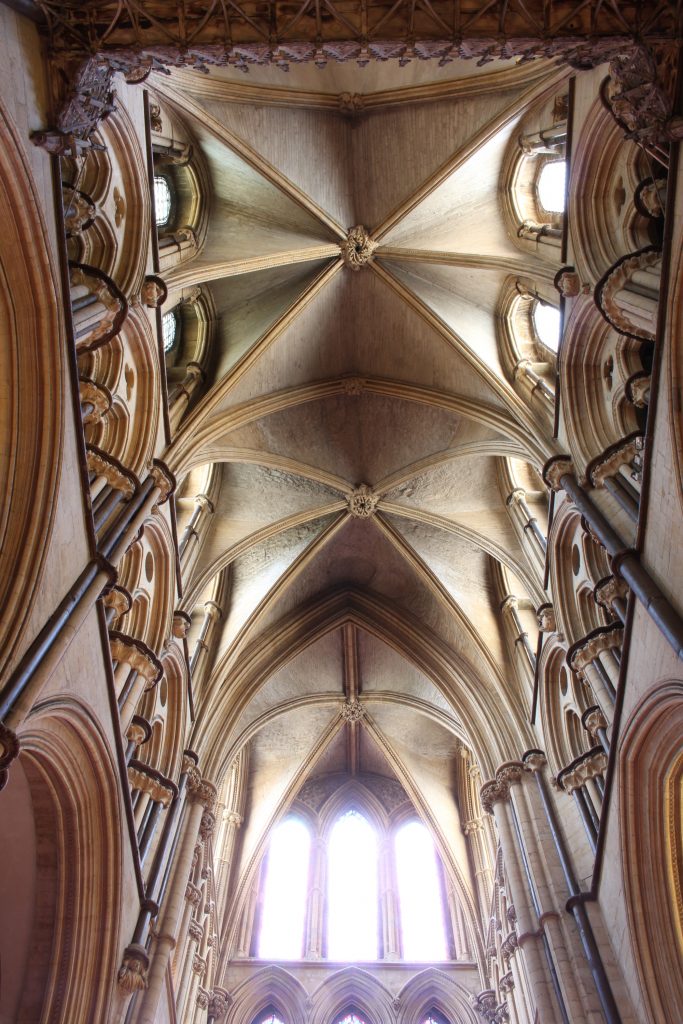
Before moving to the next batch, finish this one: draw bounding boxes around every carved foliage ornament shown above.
[117,943,149,991]
[341,226,378,270]
[340,698,365,722]
[347,484,378,518]
[209,989,232,1020]
[480,761,531,814]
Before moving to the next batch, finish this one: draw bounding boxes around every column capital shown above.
[117,942,150,991]
[542,454,574,491]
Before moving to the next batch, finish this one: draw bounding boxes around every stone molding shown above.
[340,226,378,270]
[582,705,608,739]
[209,988,232,1020]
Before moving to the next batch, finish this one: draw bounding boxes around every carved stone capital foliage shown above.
[542,455,574,492]
[150,459,176,503]
[597,247,661,340]
[109,630,163,682]
[0,723,20,792]
[347,484,379,518]
[568,626,624,672]
[79,376,112,424]
[589,436,643,487]
[199,809,217,840]
[225,810,243,828]
[501,930,518,960]
[196,987,210,1010]
[188,919,204,943]
[140,274,167,308]
[172,609,192,638]
[209,989,232,1020]
[340,698,365,722]
[341,226,378,270]
[480,761,529,814]
[102,584,132,618]
[86,445,137,498]
[537,603,556,632]
[626,371,651,407]
[186,881,202,907]
[127,764,175,806]
[464,816,485,835]
[500,971,515,994]
[583,705,608,738]
[117,943,149,991]
[471,989,498,1022]
[192,953,207,976]
[594,574,629,611]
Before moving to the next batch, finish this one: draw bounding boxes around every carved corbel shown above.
[117,943,149,991]
[150,459,176,504]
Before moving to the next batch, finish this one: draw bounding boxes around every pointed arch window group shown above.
[257,809,451,962]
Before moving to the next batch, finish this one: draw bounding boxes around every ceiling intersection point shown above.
[340,698,365,722]
[347,484,379,518]
[340,226,378,270]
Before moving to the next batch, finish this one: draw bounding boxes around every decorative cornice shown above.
[340,226,378,270]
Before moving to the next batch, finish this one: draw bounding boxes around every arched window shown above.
[395,820,448,960]
[421,1010,449,1024]
[334,1009,370,1024]
[537,160,567,215]
[327,809,378,960]
[533,301,561,353]
[162,310,178,353]
[258,816,311,959]
[154,175,172,227]
[253,1009,286,1024]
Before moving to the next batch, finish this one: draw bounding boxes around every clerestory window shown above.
[327,809,378,961]
[533,301,562,354]
[537,160,567,215]
[162,310,178,354]
[395,820,448,960]
[154,175,172,227]
[252,1009,285,1024]
[257,816,311,960]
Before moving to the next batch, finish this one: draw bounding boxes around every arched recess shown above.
[397,968,480,1024]
[227,965,308,1024]
[538,638,590,775]
[1,699,123,1023]
[620,680,683,1024]
[309,968,394,1024]
[548,500,609,648]
[0,96,64,681]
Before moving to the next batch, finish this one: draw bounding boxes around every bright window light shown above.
[336,1014,367,1024]
[538,161,566,213]
[533,302,561,353]
[258,817,311,959]
[327,810,378,960]
[162,311,177,353]
[395,820,448,961]
[255,1014,285,1024]
[154,175,172,226]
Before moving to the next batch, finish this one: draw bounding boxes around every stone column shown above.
[169,362,204,432]
[136,765,216,1024]
[379,837,401,960]
[305,834,327,958]
[481,767,560,1024]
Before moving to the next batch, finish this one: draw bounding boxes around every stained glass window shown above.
[258,817,311,959]
[395,820,448,960]
[327,810,378,960]
[538,160,566,214]
[162,311,177,353]
[154,175,172,226]
[533,301,561,353]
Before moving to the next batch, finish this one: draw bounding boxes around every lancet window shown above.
[254,807,456,963]
[153,174,172,227]
[252,1008,286,1024]
[162,309,178,354]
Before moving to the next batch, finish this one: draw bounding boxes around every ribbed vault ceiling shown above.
[160,57,564,927]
